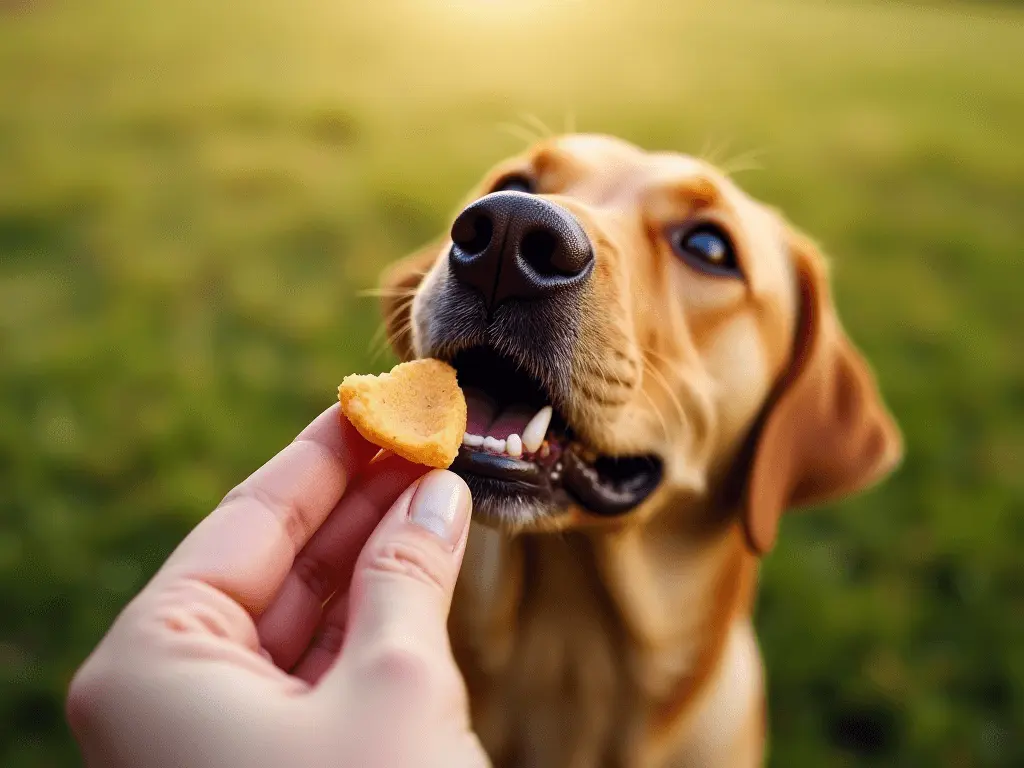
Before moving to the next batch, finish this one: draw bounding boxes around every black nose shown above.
[448,191,594,310]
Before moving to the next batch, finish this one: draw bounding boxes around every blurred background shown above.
[1,0,1021,765]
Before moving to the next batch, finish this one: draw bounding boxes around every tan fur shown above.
[379,134,902,767]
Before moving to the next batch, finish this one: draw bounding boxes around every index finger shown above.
[152,403,381,616]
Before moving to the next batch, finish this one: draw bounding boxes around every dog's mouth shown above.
[446,346,663,524]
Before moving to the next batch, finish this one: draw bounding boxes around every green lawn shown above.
[1,0,1022,765]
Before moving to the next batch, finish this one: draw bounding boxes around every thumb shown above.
[324,469,472,694]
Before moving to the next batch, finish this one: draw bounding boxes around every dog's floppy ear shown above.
[741,228,903,555]
[379,241,445,362]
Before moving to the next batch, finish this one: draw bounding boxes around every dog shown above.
[377,134,903,767]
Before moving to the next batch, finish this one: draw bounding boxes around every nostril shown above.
[519,227,593,279]
[520,230,563,277]
[452,213,493,256]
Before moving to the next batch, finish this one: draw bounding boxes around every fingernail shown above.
[409,470,470,548]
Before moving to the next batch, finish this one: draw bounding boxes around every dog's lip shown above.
[451,438,664,518]
[451,448,548,494]
[561,450,663,516]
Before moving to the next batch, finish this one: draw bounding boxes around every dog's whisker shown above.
[389,323,415,347]
[576,365,637,391]
[368,294,417,361]
[519,112,554,138]
[721,159,765,176]
[380,296,416,331]
[719,146,770,176]
[696,135,768,178]
[639,345,678,371]
[643,346,717,463]
[369,323,399,361]
[367,318,389,352]
[369,297,411,353]
[374,319,414,363]
[497,122,542,147]
[582,345,636,391]
[641,355,689,440]
[641,357,682,419]
[720,148,768,176]
[723,164,763,176]
[698,137,717,166]
[638,384,671,442]
[698,135,733,168]
[591,343,673,441]
[357,286,419,299]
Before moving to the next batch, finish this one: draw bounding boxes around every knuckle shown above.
[223,480,312,551]
[359,639,437,698]
[355,639,469,711]
[153,579,259,647]
[362,538,452,594]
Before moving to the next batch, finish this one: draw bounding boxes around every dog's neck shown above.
[449,507,759,765]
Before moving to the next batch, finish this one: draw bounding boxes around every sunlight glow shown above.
[434,0,588,25]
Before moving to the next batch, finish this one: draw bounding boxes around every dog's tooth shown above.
[463,433,484,448]
[506,434,523,458]
[483,436,505,453]
[521,406,553,453]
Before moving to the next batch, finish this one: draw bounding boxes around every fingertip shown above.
[408,469,472,550]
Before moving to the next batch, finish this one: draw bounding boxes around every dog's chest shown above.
[451,527,648,767]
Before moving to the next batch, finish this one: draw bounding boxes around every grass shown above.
[1,0,1022,765]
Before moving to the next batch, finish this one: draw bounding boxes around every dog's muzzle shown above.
[415,192,662,525]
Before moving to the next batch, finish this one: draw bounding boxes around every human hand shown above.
[66,403,489,768]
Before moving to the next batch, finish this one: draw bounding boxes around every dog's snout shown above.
[449,191,593,309]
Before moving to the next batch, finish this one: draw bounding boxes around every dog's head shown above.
[380,134,902,553]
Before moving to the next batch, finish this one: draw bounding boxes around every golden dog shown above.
[379,134,903,767]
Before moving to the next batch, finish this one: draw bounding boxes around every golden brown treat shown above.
[337,358,467,468]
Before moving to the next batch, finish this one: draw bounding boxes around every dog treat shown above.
[338,358,467,468]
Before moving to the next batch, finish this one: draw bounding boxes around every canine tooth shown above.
[483,436,505,453]
[506,434,523,458]
[463,433,484,448]
[521,406,553,453]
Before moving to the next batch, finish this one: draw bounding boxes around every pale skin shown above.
[65,403,490,768]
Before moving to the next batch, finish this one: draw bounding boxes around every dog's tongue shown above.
[487,404,535,440]
[464,387,496,435]
[463,387,535,439]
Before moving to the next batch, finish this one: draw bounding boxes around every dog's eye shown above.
[670,225,740,277]
[492,174,535,194]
